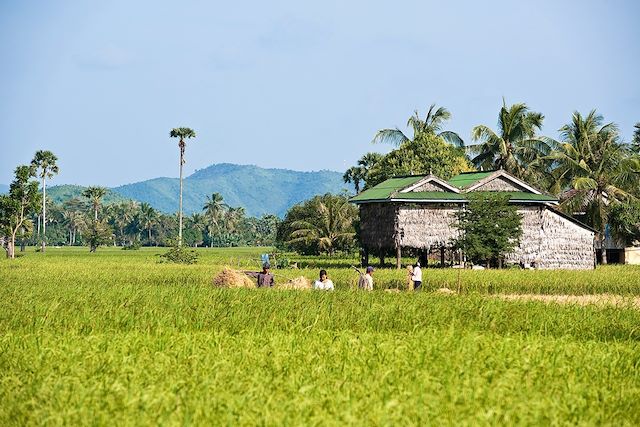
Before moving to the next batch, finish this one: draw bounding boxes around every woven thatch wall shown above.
[506,206,595,269]
[397,205,459,249]
[359,203,397,249]
[407,181,448,192]
[358,202,595,269]
[473,176,526,192]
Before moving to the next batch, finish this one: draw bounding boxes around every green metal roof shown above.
[350,171,557,204]
[349,176,424,202]
[387,191,555,202]
[446,171,496,188]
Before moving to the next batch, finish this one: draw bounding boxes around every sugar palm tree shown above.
[170,127,196,246]
[372,104,464,148]
[31,150,59,252]
[468,101,553,183]
[82,186,107,221]
[547,110,638,264]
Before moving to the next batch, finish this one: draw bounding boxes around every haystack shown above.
[276,276,312,290]
[212,267,255,288]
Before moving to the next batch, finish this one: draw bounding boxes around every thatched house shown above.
[350,170,596,270]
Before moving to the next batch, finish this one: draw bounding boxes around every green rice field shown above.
[1,247,639,425]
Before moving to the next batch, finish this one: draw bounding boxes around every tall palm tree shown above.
[288,195,356,256]
[372,104,464,148]
[547,110,637,264]
[169,127,196,246]
[82,186,107,221]
[469,101,552,182]
[31,150,59,252]
[203,192,228,246]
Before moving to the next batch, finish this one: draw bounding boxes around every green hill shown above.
[113,163,351,217]
[3,164,352,217]
[46,185,130,205]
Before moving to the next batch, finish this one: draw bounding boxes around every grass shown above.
[1,247,640,425]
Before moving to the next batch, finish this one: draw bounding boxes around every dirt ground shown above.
[496,294,640,309]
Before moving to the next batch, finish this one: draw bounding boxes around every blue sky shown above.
[1,0,639,186]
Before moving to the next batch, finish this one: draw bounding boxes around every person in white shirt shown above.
[363,266,374,291]
[411,262,422,291]
[313,269,334,291]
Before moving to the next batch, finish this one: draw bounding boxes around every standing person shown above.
[313,269,334,291]
[244,263,275,288]
[411,261,422,291]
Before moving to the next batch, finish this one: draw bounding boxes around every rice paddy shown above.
[1,247,639,425]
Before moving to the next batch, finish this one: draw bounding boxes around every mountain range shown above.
[1,164,351,217]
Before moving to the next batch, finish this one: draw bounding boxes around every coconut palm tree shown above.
[343,166,365,193]
[343,152,384,193]
[288,195,356,256]
[468,101,553,183]
[203,192,228,246]
[82,186,107,221]
[632,122,640,154]
[547,110,638,264]
[139,203,158,245]
[187,213,207,247]
[169,127,196,246]
[62,209,86,245]
[30,150,59,252]
[224,207,245,234]
[109,201,138,245]
[372,104,464,148]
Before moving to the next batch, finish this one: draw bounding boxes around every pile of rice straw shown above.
[276,276,312,290]
[212,267,256,288]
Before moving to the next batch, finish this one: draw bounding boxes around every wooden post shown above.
[379,250,385,267]
[419,248,427,267]
[361,247,369,268]
[440,246,445,268]
[396,245,402,270]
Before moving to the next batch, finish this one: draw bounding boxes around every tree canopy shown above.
[451,193,523,267]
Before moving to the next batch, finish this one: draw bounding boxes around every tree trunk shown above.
[396,245,401,270]
[42,176,46,252]
[178,139,185,247]
[361,247,369,268]
[8,234,16,259]
[600,225,608,265]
